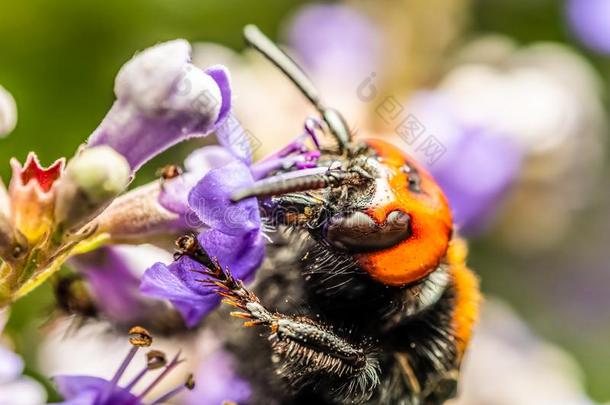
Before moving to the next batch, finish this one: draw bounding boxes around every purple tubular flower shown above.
[183,350,251,405]
[141,161,264,327]
[566,0,610,55]
[406,92,522,235]
[70,246,176,325]
[142,107,324,327]
[87,40,231,171]
[141,122,264,327]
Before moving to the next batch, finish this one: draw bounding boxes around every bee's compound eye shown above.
[401,164,421,193]
[325,210,411,253]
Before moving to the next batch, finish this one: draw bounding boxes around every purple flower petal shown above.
[140,261,205,301]
[170,298,220,329]
[54,375,140,405]
[87,40,231,171]
[157,172,204,218]
[215,118,253,165]
[566,0,610,55]
[188,161,260,236]
[158,146,236,216]
[140,260,218,327]
[184,350,251,405]
[199,228,264,282]
[72,248,148,324]
[183,145,236,174]
[205,65,232,125]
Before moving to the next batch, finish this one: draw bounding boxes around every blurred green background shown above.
[1,0,609,402]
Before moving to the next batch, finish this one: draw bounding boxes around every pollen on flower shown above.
[185,373,196,390]
[146,350,167,370]
[128,325,153,347]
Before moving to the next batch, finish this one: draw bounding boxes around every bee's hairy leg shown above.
[196,254,380,403]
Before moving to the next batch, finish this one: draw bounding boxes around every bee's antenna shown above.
[231,167,363,202]
[243,24,352,153]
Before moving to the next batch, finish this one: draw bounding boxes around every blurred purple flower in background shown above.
[566,0,610,55]
[287,4,383,80]
[73,247,150,323]
[184,350,251,405]
[70,245,181,329]
[404,92,523,235]
[0,310,46,404]
[286,3,384,125]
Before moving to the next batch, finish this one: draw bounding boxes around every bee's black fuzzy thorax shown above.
[210,229,460,405]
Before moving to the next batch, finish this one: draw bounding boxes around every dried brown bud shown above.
[0,212,28,264]
[128,325,152,347]
[146,350,167,370]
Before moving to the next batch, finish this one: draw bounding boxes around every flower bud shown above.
[87,40,231,172]
[0,85,17,138]
[54,146,130,238]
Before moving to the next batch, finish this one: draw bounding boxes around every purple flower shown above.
[140,122,265,328]
[157,146,235,222]
[54,375,141,405]
[70,245,176,327]
[287,4,383,81]
[405,92,522,235]
[87,40,231,171]
[566,0,610,55]
[183,350,251,405]
[53,327,192,405]
[0,311,46,404]
[140,114,325,327]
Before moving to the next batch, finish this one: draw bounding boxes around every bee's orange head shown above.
[324,139,452,286]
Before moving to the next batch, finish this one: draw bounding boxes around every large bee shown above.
[190,26,481,405]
